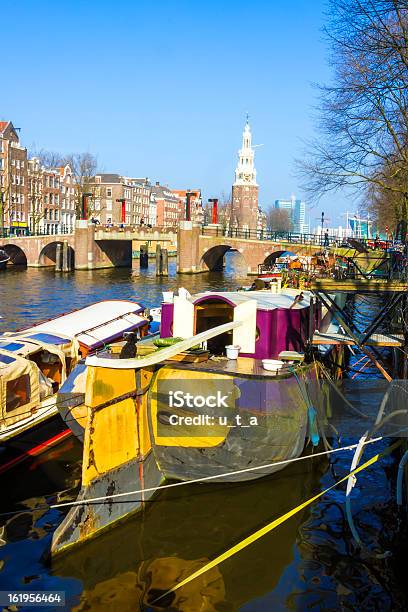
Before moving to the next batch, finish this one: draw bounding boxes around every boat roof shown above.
[192,289,311,310]
[21,300,147,349]
[0,348,37,378]
[0,337,70,356]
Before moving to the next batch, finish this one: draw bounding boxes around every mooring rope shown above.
[151,440,401,605]
[45,436,385,511]
[0,434,395,520]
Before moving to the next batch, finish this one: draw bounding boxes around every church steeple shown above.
[231,116,260,231]
[234,116,257,186]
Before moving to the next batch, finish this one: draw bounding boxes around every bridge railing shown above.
[95,224,178,234]
[200,226,404,251]
[200,225,338,245]
[0,224,179,239]
[0,226,74,238]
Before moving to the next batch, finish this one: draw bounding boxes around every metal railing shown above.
[334,254,408,281]
[201,225,337,245]
[200,225,402,251]
[0,226,74,238]
[0,224,177,239]
[95,224,178,234]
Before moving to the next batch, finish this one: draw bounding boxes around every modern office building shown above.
[274,196,307,233]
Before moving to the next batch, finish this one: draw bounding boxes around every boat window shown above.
[0,354,16,365]
[6,375,31,412]
[27,333,69,345]
[0,342,24,352]
[30,350,63,391]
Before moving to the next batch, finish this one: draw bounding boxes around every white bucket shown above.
[226,345,240,359]
[162,291,174,303]
[262,359,285,372]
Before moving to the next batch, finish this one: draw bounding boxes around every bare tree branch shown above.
[298,0,408,226]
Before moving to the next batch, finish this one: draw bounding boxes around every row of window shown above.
[10,211,26,220]
[11,159,25,169]
[44,209,59,220]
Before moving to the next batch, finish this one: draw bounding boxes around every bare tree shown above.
[299,0,408,226]
[266,207,293,232]
[26,149,100,228]
[217,190,233,228]
[0,183,11,236]
[27,162,44,233]
[31,149,64,168]
[62,153,98,217]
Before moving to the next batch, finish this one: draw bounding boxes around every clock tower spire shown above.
[231,117,259,230]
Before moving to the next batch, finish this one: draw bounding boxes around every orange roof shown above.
[0,121,9,133]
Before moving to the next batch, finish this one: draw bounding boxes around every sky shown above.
[1,0,351,226]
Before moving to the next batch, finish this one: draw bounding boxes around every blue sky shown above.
[1,0,351,225]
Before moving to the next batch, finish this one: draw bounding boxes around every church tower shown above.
[231,117,259,230]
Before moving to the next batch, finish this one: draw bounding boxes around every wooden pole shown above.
[55,243,62,272]
[156,243,162,276]
[62,240,69,272]
[161,248,168,276]
[140,244,148,268]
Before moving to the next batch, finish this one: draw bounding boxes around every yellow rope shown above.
[152,440,400,605]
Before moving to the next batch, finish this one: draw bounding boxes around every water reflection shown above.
[1,257,407,610]
[0,254,249,332]
[53,460,324,611]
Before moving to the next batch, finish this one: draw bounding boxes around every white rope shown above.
[49,436,384,510]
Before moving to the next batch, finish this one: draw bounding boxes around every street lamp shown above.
[81,192,93,220]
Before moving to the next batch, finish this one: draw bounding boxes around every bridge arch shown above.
[0,244,27,266]
[263,250,297,267]
[200,245,248,272]
[38,241,75,267]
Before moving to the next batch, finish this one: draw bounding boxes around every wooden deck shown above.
[167,356,298,379]
[313,331,404,347]
[311,278,408,292]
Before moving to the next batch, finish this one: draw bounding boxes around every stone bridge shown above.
[177,222,329,274]
[1,222,327,273]
[0,223,177,269]
[0,233,76,267]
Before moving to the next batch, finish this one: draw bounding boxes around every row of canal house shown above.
[0,121,76,235]
[0,121,203,235]
[90,175,203,228]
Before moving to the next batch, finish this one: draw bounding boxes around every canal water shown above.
[0,256,407,611]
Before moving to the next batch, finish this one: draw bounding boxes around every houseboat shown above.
[51,286,343,555]
[0,300,153,473]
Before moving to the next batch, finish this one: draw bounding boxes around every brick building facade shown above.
[27,159,76,234]
[0,121,28,234]
[91,175,157,226]
[171,189,204,224]
[151,183,181,227]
